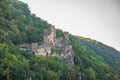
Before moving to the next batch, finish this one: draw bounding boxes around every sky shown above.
[20,0,120,51]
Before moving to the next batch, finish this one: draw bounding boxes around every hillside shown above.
[0,0,120,80]
[70,35,120,79]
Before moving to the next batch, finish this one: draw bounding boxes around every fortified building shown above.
[21,26,74,66]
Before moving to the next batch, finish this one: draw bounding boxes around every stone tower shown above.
[50,26,56,42]
[63,32,74,66]
[42,26,74,66]
[43,26,56,56]
[43,26,56,45]
[63,32,69,46]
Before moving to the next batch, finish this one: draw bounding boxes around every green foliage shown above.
[0,43,30,80]
[0,0,120,80]
[85,68,96,80]
[56,29,64,38]
[69,35,120,80]
[0,0,51,44]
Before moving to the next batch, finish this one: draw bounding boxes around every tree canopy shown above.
[0,0,120,80]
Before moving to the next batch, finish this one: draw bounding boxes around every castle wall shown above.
[32,25,75,66]
[31,43,38,53]
[36,48,46,56]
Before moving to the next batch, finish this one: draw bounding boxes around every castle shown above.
[21,26,74,66]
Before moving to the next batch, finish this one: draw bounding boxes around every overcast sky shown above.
[20,0,120,51]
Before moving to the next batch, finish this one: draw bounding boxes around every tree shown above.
[85,68,96,80]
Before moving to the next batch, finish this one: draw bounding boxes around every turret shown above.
[63,32,69,46]
[43,25,56,57]
[50,25,56,43]
[64,32,69,38]
[43,25,56,45]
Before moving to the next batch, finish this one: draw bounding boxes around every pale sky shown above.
[20,0,120,51]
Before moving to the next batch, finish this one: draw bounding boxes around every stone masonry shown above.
[22,26,74,66]
[42,26,74,66]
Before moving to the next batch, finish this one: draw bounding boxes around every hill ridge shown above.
[0,0,120,80]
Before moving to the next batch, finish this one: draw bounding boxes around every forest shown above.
[0,0,120,80]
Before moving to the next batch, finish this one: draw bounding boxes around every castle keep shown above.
[21,26,74,66]
[43,26,74,65]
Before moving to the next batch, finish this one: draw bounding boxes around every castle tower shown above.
[50,26,56,46]
[43,26,56,45]
[43,29,49,44]
[63,32,69,46]
[43,25,56,56]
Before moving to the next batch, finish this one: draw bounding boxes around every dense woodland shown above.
[0,0,120,80]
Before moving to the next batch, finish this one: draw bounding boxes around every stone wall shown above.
[43,26,74,66]
[28,25,75,66]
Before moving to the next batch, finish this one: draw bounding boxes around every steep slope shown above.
[0,0,50,44]
[70,35,120,79]
[71,35,120,72]
[0,0,120,80]
[0,0,77,80]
